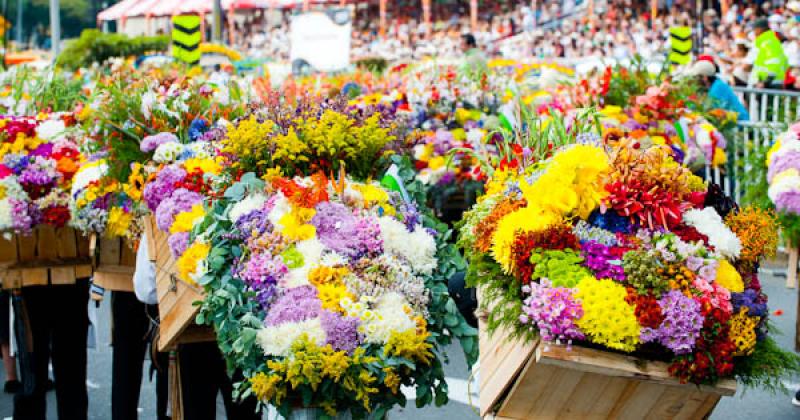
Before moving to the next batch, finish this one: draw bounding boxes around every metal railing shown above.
[733,86,800,124]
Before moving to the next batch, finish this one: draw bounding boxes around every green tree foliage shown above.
[6,0,105,40]
[57,29,168,69]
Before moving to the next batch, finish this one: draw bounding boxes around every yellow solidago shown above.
[221,115,275,166]
[170,204,206,234]
[715,260,744,293]
[383,368,401,394]
[320,346,351,382]
[729,307,758,356]
[272,126,310,165]
[278,207,316,241]
[106,207,133,238]
[176,241,210,286]
[317,282,354,313]
[383,329,433,365]
[249,372,285,404]
[575,276,640,352]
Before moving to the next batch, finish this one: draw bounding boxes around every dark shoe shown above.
[3,379,21,393]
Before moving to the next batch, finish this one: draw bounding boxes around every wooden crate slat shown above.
[120,241,137,266]
[55,227,79,259]
[93,270,134,292]
[20,268,47,286]
[0,235,18,263]
[496,356,557,418]
[98,237,122,266]
[528,367,584,418]
[644,386,695,419]
[17,233,37,262]
[157,280,204,351]
[586,376,632,417]
[50,266,77,285]
[36,227,58,260]
[561,373,613,417]
[608,381,666,419]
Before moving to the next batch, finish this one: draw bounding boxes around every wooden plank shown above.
[93,270,134,292]
[120,241,136,266]
[98,237,122,266]
[562,373,613,418]
[478,322,537,417]
[50,266,77,285]
[36,227,58,260]
[157,280,204,351]
[527,367,584,418]
[537,344,737,396]
[787,244,798,288]
[20,268,47,286]
[496,360,557,418]
[608,381,666,419]
[0,235,18,263]
[55,227,78,259]
[1,270,22,289]
[644,386,694,419]
[17,233,37,262]
[587,376,633,418]
[75,264,92,279]
[144,217,158,263]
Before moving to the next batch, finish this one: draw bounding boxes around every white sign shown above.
[290,9,352,74]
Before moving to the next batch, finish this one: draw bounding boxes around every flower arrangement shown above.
[458,111,798,389]
[767,121,800,243]
[0,115,82,235]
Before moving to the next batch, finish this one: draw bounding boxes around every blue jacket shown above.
[709,78,750,121]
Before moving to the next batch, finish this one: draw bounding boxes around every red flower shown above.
[42,205,70,228]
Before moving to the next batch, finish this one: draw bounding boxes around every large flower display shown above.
[459,115,793,388]
[143,96,477,418]
[0,115,82,235]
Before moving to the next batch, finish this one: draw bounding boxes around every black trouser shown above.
[13,279,90,420]
[111,291,169,420]
[179,341,260,420]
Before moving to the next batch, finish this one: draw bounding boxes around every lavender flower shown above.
[140,132,179,153]
[264,285,322,326]
[155,188,203,232]
[520,279,584,343]
[320,310,361,353]
[143,165,186,211]
[640,290,704,355]
[581,241,625,281]
[168,232,191,257]
[311,202,382,259]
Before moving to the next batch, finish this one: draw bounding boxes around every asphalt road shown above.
[0,268,797,419]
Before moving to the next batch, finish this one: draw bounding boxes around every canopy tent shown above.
[97,0,339,21]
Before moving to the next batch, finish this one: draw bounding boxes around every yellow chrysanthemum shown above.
[176,241,210,286]
[715,259,744,293]
[184,157,222,176]
[278,207,316,241]
[491,206,560,273]
[170,204,206,234]
[575,276,640,352]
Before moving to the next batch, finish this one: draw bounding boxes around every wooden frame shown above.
[0,226,92,289]
[144,217,214,352]
[479,320,736,419]
[92,236,137,292]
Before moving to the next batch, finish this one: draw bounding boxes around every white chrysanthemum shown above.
[682,208,742,260]
[343,293,415,344]
[768,172,800,202]
[36,119,66,142]
[140,91,157,120]
[320,251,347,267]
[267,193,290,228]
[71,160,107,196]
[378,217,438,275]
[256,318,326,357]
[152,142,184,164]
[228,193,267,224]
[185,142,213,160]
[0,199,13,231]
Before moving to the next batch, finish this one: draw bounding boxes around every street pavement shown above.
[0,268,797,419]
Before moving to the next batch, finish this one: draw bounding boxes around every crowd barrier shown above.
[733,86,800,124]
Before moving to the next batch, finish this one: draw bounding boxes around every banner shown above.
[669,26,692,66]
[172,15,202,66]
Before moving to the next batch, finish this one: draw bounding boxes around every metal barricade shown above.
[732,86,800,124]
[713,121,787,204]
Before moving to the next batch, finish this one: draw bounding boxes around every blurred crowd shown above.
[233,0,799,90]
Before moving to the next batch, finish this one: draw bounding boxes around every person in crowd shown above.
[133,240,261,420]
[12,277,90,419]
[750,18,789,87]
[685,56,750,121]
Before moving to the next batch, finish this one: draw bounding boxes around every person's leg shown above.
[13,287,52,420]
[220,368,261,420]
[0,291,19,391]
[179,342,220,420]
[111,291,150,420]
[50,280,89,420]
[154,350,170,420]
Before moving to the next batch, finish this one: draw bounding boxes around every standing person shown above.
[461,33,488,79]
[133,239,261,420]
[685,57,750,121]
[750,18,789,87]
[0,290,20,393]
[13,278,90,420]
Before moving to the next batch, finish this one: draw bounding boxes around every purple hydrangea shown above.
[168,232,191,257]
[238,252,287,308]
[581,240,625,281]
[520,279,584,343]
[311,202,383,259]
[320,310,361,353]
[265,285,321,326]
[731,289,767,318]
[155,188,203,232]
[140,132,179,153]
[774,190,800,214]
[143,165,187,211]
[768,151,800,182]
[10,199,37,235]
[234,209,272,238]
[640,290,704,355]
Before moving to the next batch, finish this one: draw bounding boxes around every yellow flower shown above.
[320,347,350,382]
[249,372,285,404]
[383,368,400,394]
[176,241,210,285]
[317,282,354,313]
[278,207,316,241]
[575,276,640,352]
[184,157,222,175]
[383,329,433,365]
[354,183,390,205]
[715,259,744,293]
[106,207,133,238]
[491,206,560,273]
[729,307,758,356]
[170,204,206,234]
[428,156,446,170]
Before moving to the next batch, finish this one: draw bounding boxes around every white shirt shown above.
[133,240,157,305]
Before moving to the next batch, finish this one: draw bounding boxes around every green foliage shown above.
[7,0,96,39]
[734,331,800,393]
[57,29,168,70]
[0,67,83,113]
[354,57,388,74]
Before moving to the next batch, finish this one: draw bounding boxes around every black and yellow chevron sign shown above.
[668,26,693,66]
[172,15,202,65]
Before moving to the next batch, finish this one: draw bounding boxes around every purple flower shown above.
[264,286,322,326]
[143,165,186,211]
[29,143,53,157]
[234,209,272,238]
[768,151,800,182]
[140,132,179,153]
[520,279,584,343]
[311,202,382,259]
[320,310,361,353]
[640,290,704,355]
[774,190,800,214]
[581,241,625,281]
[731,289,767,318]
[155,188,203,232]
[238,252,287,309]
[168,232,191,257]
